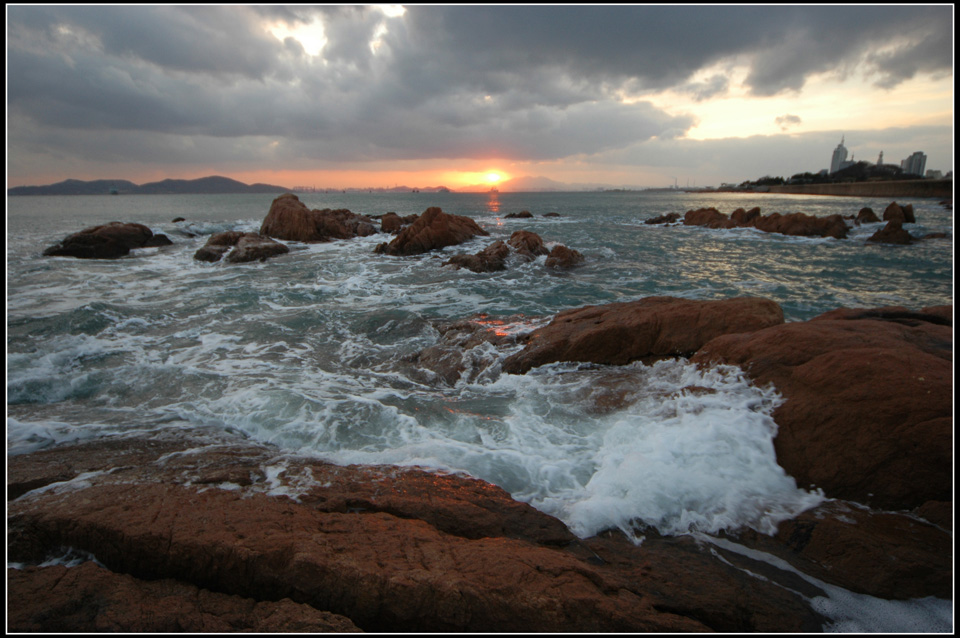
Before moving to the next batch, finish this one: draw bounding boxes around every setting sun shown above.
[485,172,503,184]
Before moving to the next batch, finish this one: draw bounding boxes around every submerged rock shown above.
[259,193,377,242]
[502,296,784,374]
[692,305,953,511]
[644,212,680,225]
[43,222,172,259]
[374,207,488,256]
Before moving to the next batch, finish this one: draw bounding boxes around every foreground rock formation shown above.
[9,431,831,633]
[260,193,378,242]
[692,304,953,512]
[374,207,489,256]
[7,298,953,632]
[43,222,173,259]
[502,296,784,374]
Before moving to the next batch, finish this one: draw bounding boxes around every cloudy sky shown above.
[6,4,954,190]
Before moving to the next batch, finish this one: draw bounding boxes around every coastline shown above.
[765,178,952,199]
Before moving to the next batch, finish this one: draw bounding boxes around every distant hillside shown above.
[8,175,289,196]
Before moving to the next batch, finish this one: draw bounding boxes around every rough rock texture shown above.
[260,193,377,242]
[502,296,784,374]
[7,432,827,633]
[443,240,511,273]
[644,212,681,225]
[545,244,585,269]
[43,222,172,259]
[683,207,730,228]
[507,230,550,258]
[194,232,290,263]
[732,499,952,601]
[856,207,880,224]
[443,231,556,273]
[730,207,762,225]
[867,219,915,244]
[882,201,916,224]
[692,305,952,511]
[8,562,360,633]
[681,208,849,239]
[405,314,538,385]
[374,207,489,256]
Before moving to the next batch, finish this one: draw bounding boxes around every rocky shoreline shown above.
[7,296,952,632]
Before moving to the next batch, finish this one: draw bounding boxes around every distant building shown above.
[876,151,883,166]
[925,169,943,179]
[901,152,927,176]
[830,136,849,174]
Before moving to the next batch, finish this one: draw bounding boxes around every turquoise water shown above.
[6,190,954,540]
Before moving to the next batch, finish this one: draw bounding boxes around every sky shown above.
[6,4,954,191]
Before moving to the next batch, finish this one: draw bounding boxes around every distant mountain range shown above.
[7,175,290,196]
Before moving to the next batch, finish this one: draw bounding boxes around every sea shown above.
[6,190,954,631]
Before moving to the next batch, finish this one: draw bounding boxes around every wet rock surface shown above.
[194,231,290,263]
[43,221,172,259]
[259,193,378,242]
[374,207,488,256]
[8,430,832,633]
[692,305,953,511]
[502,296,785,374]
[8,561,361,633]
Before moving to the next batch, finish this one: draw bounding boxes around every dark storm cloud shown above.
[6,4,953,175]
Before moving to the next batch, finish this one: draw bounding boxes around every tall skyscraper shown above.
[900,152,927,176]
[830,136,848,174]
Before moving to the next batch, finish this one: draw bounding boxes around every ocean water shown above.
[6,190,954,628]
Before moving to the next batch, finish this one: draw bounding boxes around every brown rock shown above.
[730,206,761,225]
[43,222,169,259]
[8,562,360,633]
[545,244,585,269]
[443,240,511,273]
[505,210,533,219]
[692,306,952,510]
[259,193,377,242]
[750,212,849,239]
[194,232,289,263]
[867,219,914,244]
[507,230,550,258]
[643,212,680,225]
[882,201,916,224]
[7,433,825,633]
[502,296,784,374]
[733,499,952,600]
[856,207,880,224]
[374,207,488,256]
[380,212,403,233]
[683,207,730,228]
[406,314,536,385]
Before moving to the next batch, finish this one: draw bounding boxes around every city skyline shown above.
[6,5,954,190]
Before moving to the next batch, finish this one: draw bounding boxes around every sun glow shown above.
[485,172,503,184]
